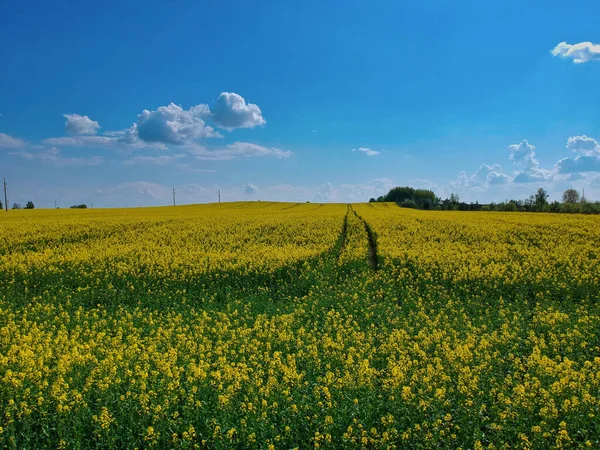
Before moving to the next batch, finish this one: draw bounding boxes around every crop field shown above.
[1,202,599,449]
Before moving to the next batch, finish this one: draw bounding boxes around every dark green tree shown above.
[383,186,437,207]
[535,187,549,210]
[562,189,580,204]
[24,201,35,209]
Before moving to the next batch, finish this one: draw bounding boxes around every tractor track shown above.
[349,205,379,271]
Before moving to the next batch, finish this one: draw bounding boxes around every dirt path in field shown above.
[335,205,350,265]
[349,205,379,271]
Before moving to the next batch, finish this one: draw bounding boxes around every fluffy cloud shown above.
[452,136,600,196]
[566,135,600,156]
[506,140,554,183]
[0,133,25,148]
[508,140,539,169]
[451,164,511,190]
[555,155,600,174]
[512,168,553,183]
[189,142,291,161]
[555,135,600,174]
[210,92,266,131]
[43,122,160,149]
[351,147,380,156]
[136,103,221,145]
[64,114,100,135]
[244,183,258,195]
[34,93,267,154]
[551,41,600,64]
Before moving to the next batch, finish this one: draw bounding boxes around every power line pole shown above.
[218,189,221,203]
[3,178,7,212]
[173,186,176,206]
[54,200,57,209]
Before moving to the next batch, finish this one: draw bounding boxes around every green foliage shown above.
[535,187,549,209]
[399,199,418,209]
[1,204,599,448]
[562,189,580,204]
[70,204,88,209]
[377,186,437,209]
[24,201,35,209]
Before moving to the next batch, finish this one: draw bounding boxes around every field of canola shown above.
[1,202,600,449]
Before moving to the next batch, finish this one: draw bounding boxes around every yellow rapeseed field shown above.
[1,202,599,449]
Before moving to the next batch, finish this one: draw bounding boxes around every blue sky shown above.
[1,0,599,207]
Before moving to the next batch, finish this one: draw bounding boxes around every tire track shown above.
[334,205,350,265]
[350,205,379,271]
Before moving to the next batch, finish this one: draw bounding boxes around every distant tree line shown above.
[70,204,88,209]
[370,186,600,214]
[484,188,600,214]
[370,186,439,209]
[9,201,35,210]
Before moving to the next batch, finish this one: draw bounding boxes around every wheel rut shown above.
[334,205,350,265]
[349,205,379,271]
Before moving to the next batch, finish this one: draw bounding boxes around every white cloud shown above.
[451,164,511,190]
[136,102,221,145]
[189,142,292,161]
[103,125,142,145]
[10,147,102,167]
[36,94,267,154]
[506,139,554,183]
[566,135,600,156]
[555,155,600,174]
[551,41,600,64]
[64,114,100,135]
[244,183,258,195]
[555,135,600,174]
[451,136,600,197]
[351,147,380,156]
[124,154,187,166]
[508,139,538,169]
[43,135,117,147]
[512,168,553,183]
[210,92,266,131]
[43,126,164,150]
[0,133,25,148]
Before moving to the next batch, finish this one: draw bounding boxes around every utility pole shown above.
[173,186,176,206]
[218,189,221,203]
[54,200,57,209]
[91,203,94,209]
[3,178,7,212]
